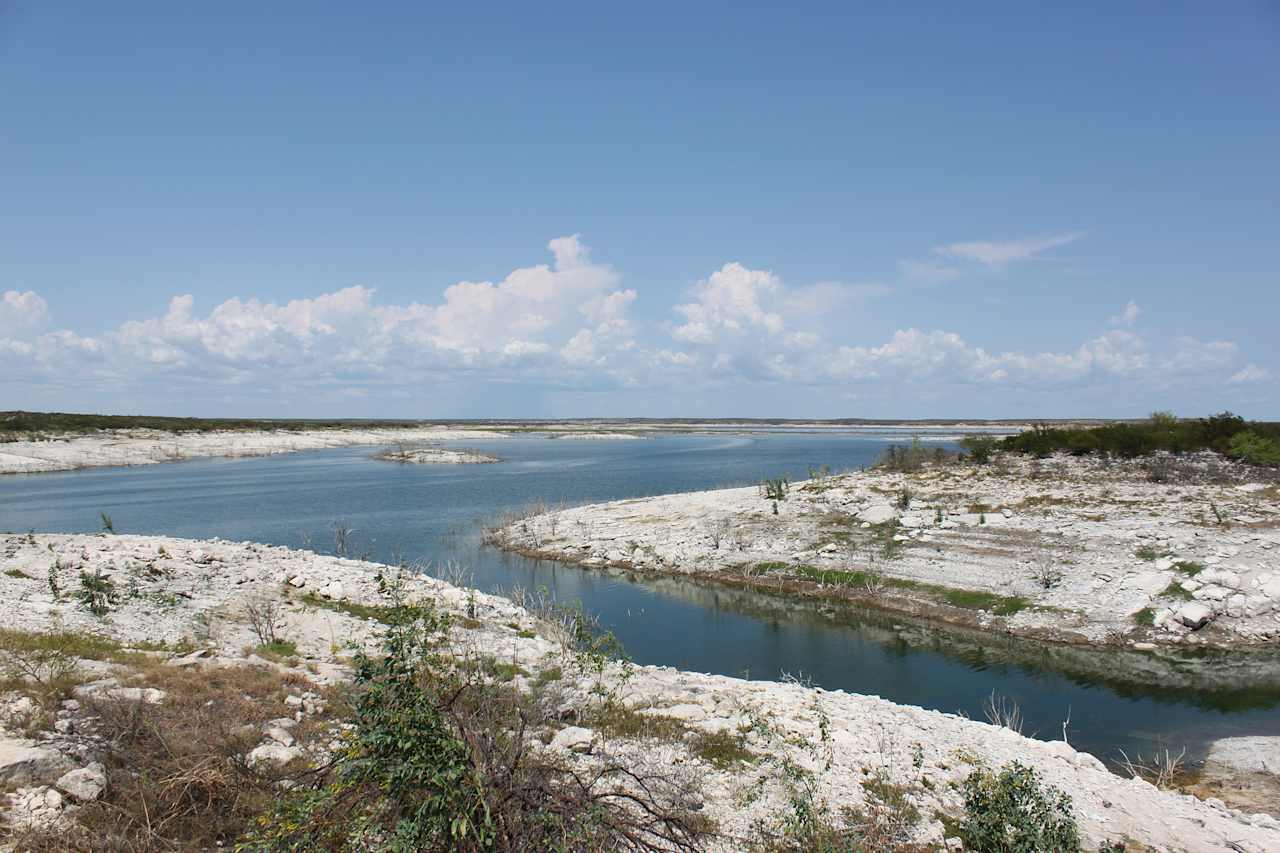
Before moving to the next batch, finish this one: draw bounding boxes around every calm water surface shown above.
[4,431,1279,763]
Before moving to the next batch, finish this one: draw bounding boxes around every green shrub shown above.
[240,579,705,853]
[999,412,1280,462]
[1226,431,1280,467]
[960,761,1080,852]
[77,569,119,616]
[961,435,998,464]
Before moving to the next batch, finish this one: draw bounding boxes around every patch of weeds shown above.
[76,568,119,616]
[1160,581,1194,601]
[517,629,536,639]
[1133,607,1155,626]
[253,640,300,662]
[590,703,689,743]
[1173,561,1204,576]
[300,591,397,624]
[753,560,791,574]
[939,588,1029,615]
[1134,545,1167,562]
[534,665,563,686]
[4,567,31,579]
[689,728,754,770]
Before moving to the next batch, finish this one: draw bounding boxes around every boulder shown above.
[1176,602,1214,630]
[550,726,594,754]
[857,505,897,525]
[263,725,296,747]
[56,763,107,802]
[319,580,345,600]
[0,737,74,786]
[247,742,302,768]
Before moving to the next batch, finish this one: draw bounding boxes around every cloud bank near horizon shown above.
[2,235,1272,417]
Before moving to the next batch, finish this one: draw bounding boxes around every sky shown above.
[1,1,1277,419]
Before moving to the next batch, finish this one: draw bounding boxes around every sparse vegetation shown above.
[244,597,286,646]
[240,583,708,852]
[762,476,790,514]
[76,567,119,616]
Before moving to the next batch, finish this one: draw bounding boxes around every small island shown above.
[374,446,501,465]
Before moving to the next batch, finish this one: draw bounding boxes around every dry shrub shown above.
[17,663,318,852]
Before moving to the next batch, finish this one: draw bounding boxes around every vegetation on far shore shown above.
[998,411,1280,467]
[0,410,430,437]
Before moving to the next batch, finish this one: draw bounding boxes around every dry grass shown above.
[13,661,324,851]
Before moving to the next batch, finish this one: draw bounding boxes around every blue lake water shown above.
[3,431,1279,764]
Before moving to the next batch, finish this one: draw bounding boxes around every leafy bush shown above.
[76,568,119,616]
[960,761,1080,852]
[961,435,998,464]
[1226,431,1280,467]
[241,579,706,852]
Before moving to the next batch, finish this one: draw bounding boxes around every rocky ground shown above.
[1,533,1278,850]
[492,452,1280,649]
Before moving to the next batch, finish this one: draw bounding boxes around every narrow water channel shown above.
[4,431,1279,764]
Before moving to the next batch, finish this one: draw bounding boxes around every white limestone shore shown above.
[0,427,508,475]
[492,453,1280,649]
[2,533,1278,850]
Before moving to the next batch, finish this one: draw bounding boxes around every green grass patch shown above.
[1173,561,1205,576]
[688,729,754,769]
[254,640,299,662]
[590,704,689,744]
[1134,546,1168,562]
[4,568,31,579]
[534,665,563,686]
[937,588,1029,615]
[0,627,147,664]
[1133,607,1155,626]
[300,592,398,624]
[1160,581,1194,601]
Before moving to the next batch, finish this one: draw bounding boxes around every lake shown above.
[4,430,1279,764]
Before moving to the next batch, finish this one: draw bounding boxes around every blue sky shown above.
[1,1,1276,418]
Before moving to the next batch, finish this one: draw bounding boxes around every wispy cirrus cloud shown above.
[933,232,1083,268]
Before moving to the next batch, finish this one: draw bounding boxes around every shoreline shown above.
[489,452,1280,651]
[2,532,1278,849]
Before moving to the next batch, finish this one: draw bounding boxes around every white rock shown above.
[319,580,345,599]
[0,738,74,786]
[857,505,897,524]
[247,742,302,768]
[1176,602,1214,630]
[264,725,296,747]
[56,763,106,802]
[1199,568,1243,589]
[550,726,594,753]
[43,786,64,810]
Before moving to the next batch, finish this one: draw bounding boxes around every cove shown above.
[4,430,1279,764]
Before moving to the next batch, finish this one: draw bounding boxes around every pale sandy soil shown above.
[2,533,1278,850]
